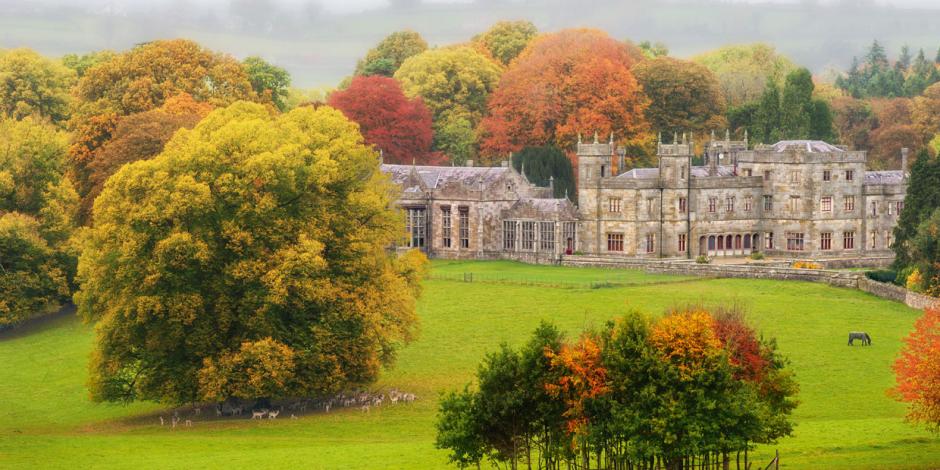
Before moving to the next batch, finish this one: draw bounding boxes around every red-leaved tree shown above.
[714,309,768,383]
[892,307,940,431]
[328,76,438,165]
[479,29,650,159]
[545,335,610,442]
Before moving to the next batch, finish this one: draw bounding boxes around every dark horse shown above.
[848,331,872,346]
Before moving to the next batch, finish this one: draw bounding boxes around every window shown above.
[726,196,735,213]
[821,196,832,212]
[845,170,854,181]
[766,232,775,250]
[458,207,470,249]
[608,197,621,213]
[645,233,655,254]
[763,195,773,212]
[871,201,877,216]
[563,222,576,253]
[708,197,717,213]
[678,233,687,253]
[870,231,877,249]
[680,165,687,180]
[678,197,687,214]
[823,170,831,181]
[646,198,655,217]
[844,196,855,212]
[843,231,855,250]
[441,206,452,248]
[786,232,805,251]
[521,221,535,251]
[764,170,772,181]
[896,201,904,215]
[600,165,606,177]
[744,196,752,212]
[820,232,832,250]
[888,202,894,215]
[743,168,753,177]
[788,171,801,184]
[607,233,624,252]
[406,208,426,248]
[502,220,516,251]
[787,196,801,213]
[539,222,555,252]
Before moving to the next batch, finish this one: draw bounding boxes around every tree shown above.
[81,93,212,219]
[0,213,72,326]
[907,209,940,296]
[243,56,292,111]
[752,79,781,144]
[894,149,940,269]
[0,48,75,124]
[780,68,814,139]
[61,50,115,78]
[472,20,538,66]
[831,96,875,150]
[433,111,477,166]
[693,44,796,108]
[913,83,940,144]
[809,99,836,142]
[511,146,575,200]
[638,40,669,59]
[68,39,257,219]
[870,125,921,171]
[892,306,940,431]
[0,117,70,215]
[632,56,726,134]
[327,76,434,165]
[479,29,650,159]
[355,31,428,77]
[74,102,427,404]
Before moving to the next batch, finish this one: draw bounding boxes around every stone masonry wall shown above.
[858,277,940,310]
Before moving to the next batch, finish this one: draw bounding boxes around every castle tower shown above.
[576,132,616,254]
[657,132,693,188]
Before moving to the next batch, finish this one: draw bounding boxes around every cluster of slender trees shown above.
[436,306,798,470]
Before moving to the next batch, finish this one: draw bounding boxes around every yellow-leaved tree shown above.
[75,101,427,404]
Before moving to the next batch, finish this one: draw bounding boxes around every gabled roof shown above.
[380,164,511,190]
[865,170,904,185]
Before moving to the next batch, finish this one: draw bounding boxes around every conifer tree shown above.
[780,68,814,139]
[894,148,940,269]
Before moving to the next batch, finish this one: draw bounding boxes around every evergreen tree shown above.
[894,149,940,269]
[809,99,835,141]
[511,146,576,200]
[780,68,814,139]
[897,45,912,72]
[753,79,781,143]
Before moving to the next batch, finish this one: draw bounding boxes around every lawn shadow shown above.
[0,304,76,342]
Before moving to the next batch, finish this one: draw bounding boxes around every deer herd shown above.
[158,389,417,428]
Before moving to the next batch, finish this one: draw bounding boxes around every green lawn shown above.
[0,260,937,469]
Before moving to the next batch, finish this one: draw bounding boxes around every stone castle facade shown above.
[383,134,908,261]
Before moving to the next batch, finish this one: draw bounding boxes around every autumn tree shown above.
[831,96,875,150]
[893,149,940,270]
[355,30,428,77]
[892,307,940,431]
[61,50,115,78]
[912,82,940,144]
[243,56,292,111]
[693,44,796,109]
[471,20,538,66]
[479,29,650,159]
[0,117,78,326]
[75,102,427,404]
[632,56,726,134]
[81,93,212,219]
[327,76,435,165]
[68,39,257,212]
[0,48,75,124]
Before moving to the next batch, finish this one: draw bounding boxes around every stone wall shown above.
[858,277,940,310]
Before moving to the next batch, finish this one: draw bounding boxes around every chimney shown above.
[901,147,909,175]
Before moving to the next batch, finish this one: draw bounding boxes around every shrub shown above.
[866,269,899,284]
[906,268,925,292]
[749,251,765,260]
[695,255,710,264]
[792,261,822,270]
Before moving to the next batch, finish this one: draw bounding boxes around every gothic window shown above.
[788,171,801,184]
[726,196,734,213]
[608,197,621,213]
[766,232,775,250]
[786,232,804,251]
[787,196,801,214]
[563,222,577,253]
[843,231,855,250]
[539,222,555,252]
[405,207,426,248]
[744,196,752,212]
[678,234,687,252]
[821,196,832,213]
[896,201,904,215]
[645,234,655,254]
[678,197,687,213]
[607,233,624,252]
[845,170,854,181]
[871,201,877,216]
[521,221,535,251]
[820,232,832,250]
[502,220,516,251]
[458,207,470,249]
[441,206,452,248]
[823,170,831,181]
[708,197,717,213]
[763,195,773,212]
[844,196,855,212]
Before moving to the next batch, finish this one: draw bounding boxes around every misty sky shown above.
[2,0,939,86]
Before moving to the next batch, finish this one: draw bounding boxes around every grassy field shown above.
[0,260,937,469]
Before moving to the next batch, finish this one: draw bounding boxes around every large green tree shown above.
[0,48,75,124]
[242,56,292,111]
[355,31,428,77]
[511,146,576,200]
[632,56,726,134]
[894,148,940,270]
[780,68,814,139]
[75,101,427,404]
[472,20,538,66]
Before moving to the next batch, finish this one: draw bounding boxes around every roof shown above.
[381,164,511,190]
[770,140,844,153]
[865,170,905,185]
[616,165,738,180]
[517,197,573,212]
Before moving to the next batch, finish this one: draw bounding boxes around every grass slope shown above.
[0,260,937,469]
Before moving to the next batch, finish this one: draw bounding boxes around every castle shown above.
[382,133,908,261]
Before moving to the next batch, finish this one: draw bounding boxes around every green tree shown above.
[75,101,427,404]
[61,50,115,78]
[433,111,477,166]
[753,79,781,144]
[472,20,538,66]
[0,48,75,124]
[632,56,726,134]
[242,56,291,111]
[780,68,814,139]
[0,117,70,215]
[692,44,796,108]
[511,146,576,200]
[638,40,669,59]
[355,31,428,77]
[894,148,940,270]
[809,99,836,141]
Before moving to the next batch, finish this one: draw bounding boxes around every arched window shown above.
[743,234,752,249]
[735,234,743,250]
[717,236,724,251]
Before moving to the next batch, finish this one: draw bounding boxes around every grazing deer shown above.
[324,402,331,413]
[268,409,280,419]
[215,404,222,417]
[360,404,370,413]
[230,406,243,417]
[184,420,192,427]
[251,409,267,419]
[194,406,201,416]
[159,416,165,426]
[291,414,298,420]
[171,416,180,428]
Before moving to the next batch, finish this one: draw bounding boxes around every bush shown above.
[749,251,765,260]
[792,261,822,270]
[866,269,899,284]
[895,266,916,286]
[696,255,710,264]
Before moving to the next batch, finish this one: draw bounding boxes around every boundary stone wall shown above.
[858,277,940,310]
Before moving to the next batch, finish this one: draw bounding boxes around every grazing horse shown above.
[848,331,872,346]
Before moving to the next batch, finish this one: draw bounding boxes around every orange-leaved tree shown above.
[479,28,650,161]
[892,307,940,431]
[649,308,725,378]
[545,334,610,443]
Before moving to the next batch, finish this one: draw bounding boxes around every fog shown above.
[1,0,938,86]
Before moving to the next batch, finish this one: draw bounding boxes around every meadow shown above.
[0,260,937,469]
